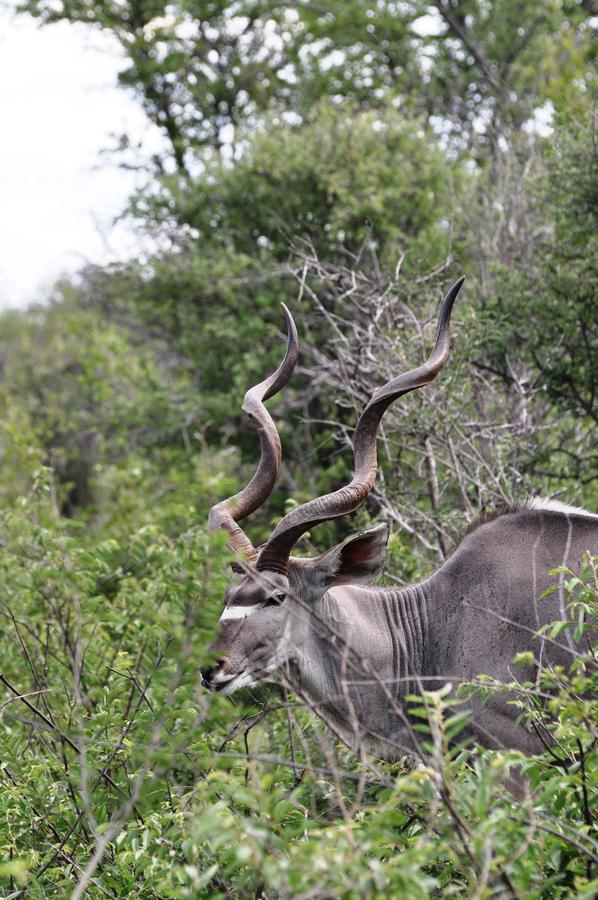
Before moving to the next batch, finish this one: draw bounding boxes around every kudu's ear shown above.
[315,524,389,587]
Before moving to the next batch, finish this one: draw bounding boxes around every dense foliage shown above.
[1,0,597,895]
[0,469,596,896]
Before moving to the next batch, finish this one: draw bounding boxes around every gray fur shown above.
[202,507,597,758]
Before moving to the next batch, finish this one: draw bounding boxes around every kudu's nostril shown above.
[200,665,215,688]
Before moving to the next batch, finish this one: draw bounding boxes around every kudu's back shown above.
[421,505,597,752]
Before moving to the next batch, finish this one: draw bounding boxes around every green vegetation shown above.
[0,474,595,895]
[1,0,596,895]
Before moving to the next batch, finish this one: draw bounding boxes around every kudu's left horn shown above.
[208,303,299,561]
[257,277,465,574]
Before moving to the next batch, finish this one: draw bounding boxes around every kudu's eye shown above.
[265,592,286,607]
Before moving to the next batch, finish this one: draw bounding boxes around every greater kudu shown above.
[202,280,597,759]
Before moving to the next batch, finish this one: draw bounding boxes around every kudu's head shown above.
[202,279,464,695]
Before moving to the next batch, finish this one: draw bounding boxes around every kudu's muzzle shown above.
[200,660,226,691]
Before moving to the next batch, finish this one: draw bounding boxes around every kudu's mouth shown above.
[201,655,285,695]
[201,664,256,695]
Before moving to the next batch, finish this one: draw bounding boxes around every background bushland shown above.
[1,1,596,895]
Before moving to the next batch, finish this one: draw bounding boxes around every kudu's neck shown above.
[288,583,431,711]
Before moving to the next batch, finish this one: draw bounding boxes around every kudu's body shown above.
[282,505,596,757]
[202,283,597,759]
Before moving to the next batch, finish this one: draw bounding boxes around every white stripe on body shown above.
[558,515,576,654]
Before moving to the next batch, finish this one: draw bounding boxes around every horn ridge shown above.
[256,277,464,573]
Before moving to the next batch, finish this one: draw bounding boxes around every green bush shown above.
[0,453,595,897]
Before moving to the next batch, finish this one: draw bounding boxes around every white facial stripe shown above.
[219,604,260,622]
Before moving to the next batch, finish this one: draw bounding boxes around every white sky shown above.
[0,8,557,312]
[0,9,163,309]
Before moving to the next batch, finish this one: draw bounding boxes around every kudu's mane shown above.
[457,502,530,541]
[449,498,597,559]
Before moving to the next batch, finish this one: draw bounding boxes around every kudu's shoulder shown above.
[445,501,597,575]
